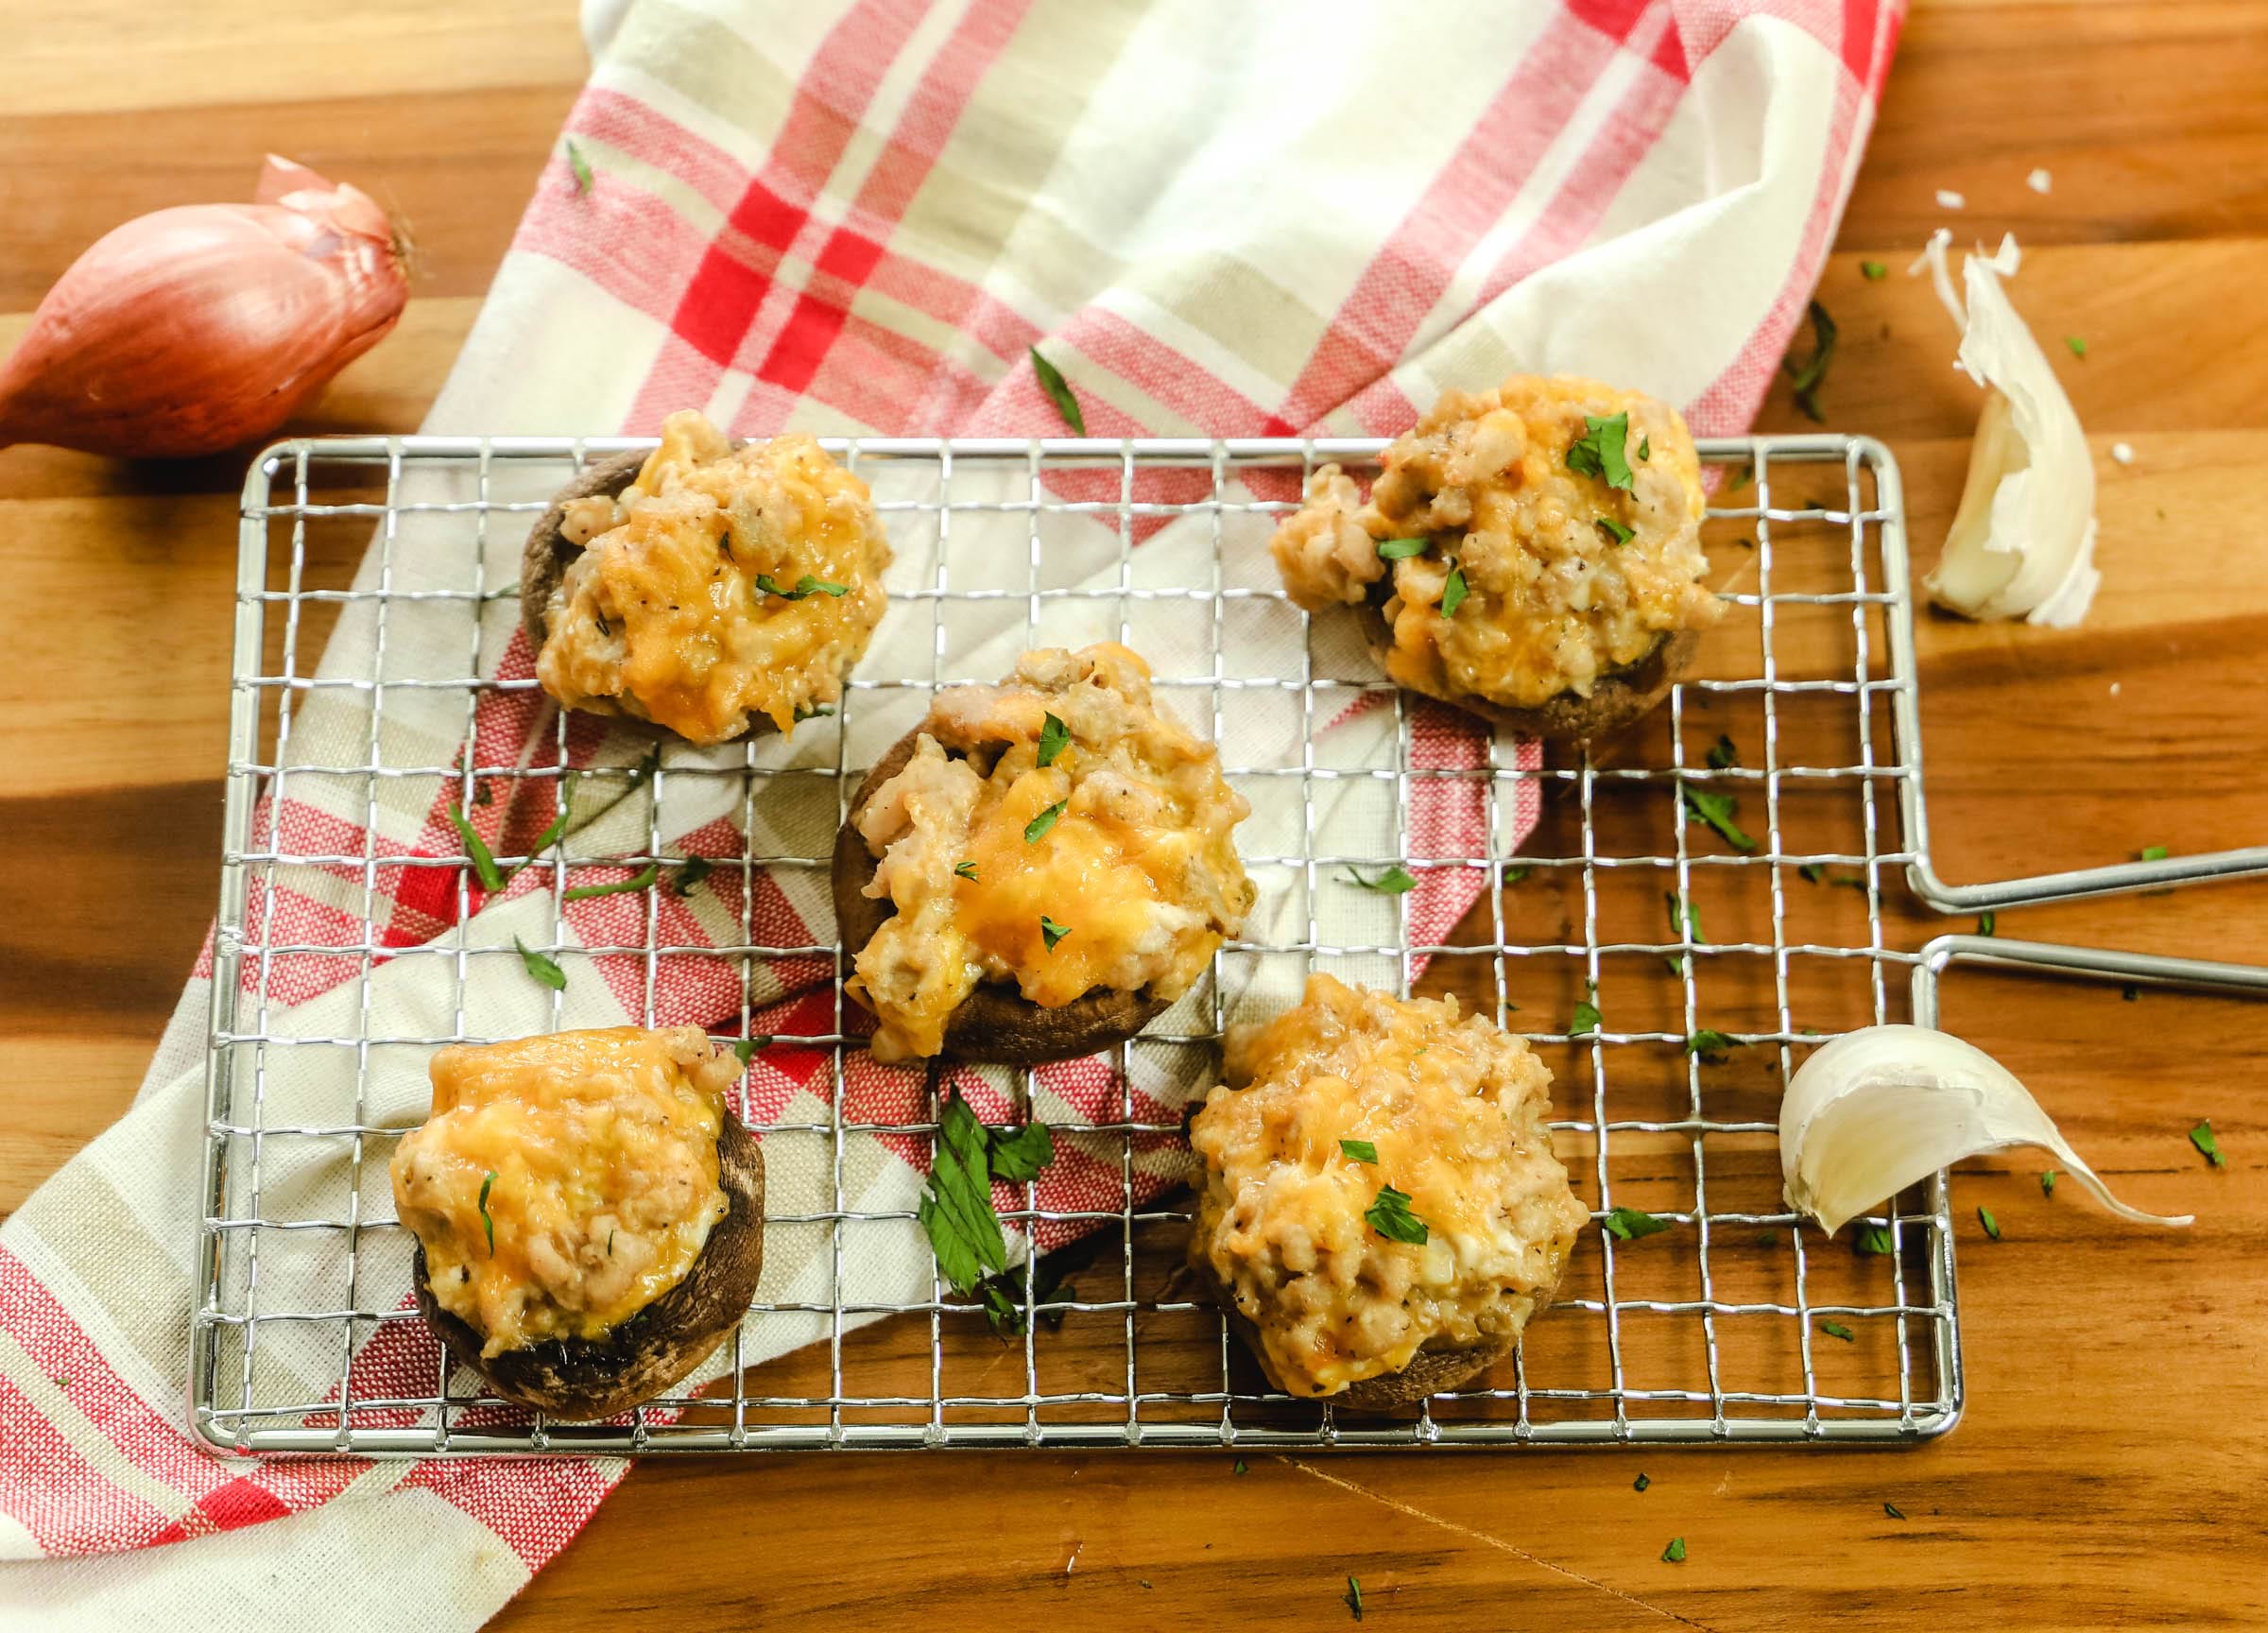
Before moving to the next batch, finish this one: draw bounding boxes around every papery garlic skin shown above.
[1780,1024,2190,1236]
[1915,232,2101,627]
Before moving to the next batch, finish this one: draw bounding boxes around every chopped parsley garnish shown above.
[1799,863,1827,885]
[755,573,850,600]
[2139,844,2170,862]
[472,779,493,807]
[2039,1169,2060,1195]
[1682,783,1759,851]
[1728,463,1754,492]
[593,610,611,638]
[1603,1206,1671,1241]
[1233,1458,1248,1475]
[1023,799,1069,843]
[1785,299,1838,422]
[792,702,833,723]
[1861,260,1887,281]
[607,1228,615,1258]
[954,860,979,881]
[1342,864,1418,894]
[1634,1472,1651,1492]
[1977,1206,2002,1241]
[1039,915,1072,952]
[1977,912,1996,937]
[1883,1502,1906,1521]
[917,1096,1061,1328]
[1854,1225,1895,1256]
[2191,1119,2225,1167]
[1502,864,1531,885]
[1664,891,1703,972]
[513,936,566,991]
[478,1171,497,1255]
[1440,562,1469,618]
[1661,1537,1687,1564]
[1029,347,1086,435]
[564,863,661,901]
[1365,1185,1429,1245]
[1569,997,1603,1037]
[1345,1574,1364,1622]
[1375,537,1431,560]
[1339,1139,1379,1164]
[1595,517,1634,545]
[1685,1029,1747,1059]
[1638,436,1651,461]
[447,807,506,893]
[1037,712,1070,767]
[1706,733,1739,771]
[672,855,713,897]
[1566,412,1635,490]
[564,139,594,196]
[2065,335,2088,359]
[988,1122,1056,1182]
[731,1038,769,1066]
[1818,1319,1855,1342]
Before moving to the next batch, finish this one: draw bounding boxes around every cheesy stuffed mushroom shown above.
[834,643,1256,1064]
[524,409,891,745]
[1270,375,1721,741]
[391,1026,765,1419]
[1188,975,1585,1409]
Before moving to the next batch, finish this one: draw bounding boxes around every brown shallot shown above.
[0,156,406,459]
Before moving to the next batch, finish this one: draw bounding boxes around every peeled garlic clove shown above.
[1916,232,2101,627]
[1780,1024,2190,1235]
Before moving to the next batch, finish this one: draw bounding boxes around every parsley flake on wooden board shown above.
[1633,1472,1651,1492]
[1569,997,1603,1037]
[1706,732,1740,771]
[1365,1184,1429,1245]
[1977,1205,2002,1241]
[1861,260,1888,281]
[1029,347,1086,434]
[1602,1205,1671,1241]
[1976,911,1996,937]
[1883,1502,1906,1521]
[1681,782,1758,851]
[1854,1225,1895,1256]
[1818,1318,1855,1342]
[1661,1537,1688,1564]
[513,936,566,991]
[1344,1574,1364,1622]
[1685,1029,1747,1059]
[2139,844,2171,862]
[1664,891,1703,973]
[2040,1169,2061,1196]
[2190,1120,2225,1167]
[1785,299,1838,422]
[1342,863,1417,894]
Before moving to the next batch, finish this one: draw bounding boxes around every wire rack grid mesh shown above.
[192,429,1958,1454]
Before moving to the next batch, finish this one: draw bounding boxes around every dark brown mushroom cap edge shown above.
[1192,1250,1572,1412]
[1356,596,1700,745]
[410,1112,765,1420]
[832,729,1172,1065]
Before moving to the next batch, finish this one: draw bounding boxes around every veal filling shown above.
[845,643,1254,1062]
[389,1026,735,1357]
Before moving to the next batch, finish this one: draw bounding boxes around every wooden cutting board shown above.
[4,2,2265,1625]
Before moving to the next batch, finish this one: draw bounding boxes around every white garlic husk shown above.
[1914,231,2101,627]
[1780,1024,2190,1234]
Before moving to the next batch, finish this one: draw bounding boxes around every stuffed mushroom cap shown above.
[391,1025,765,1419]
[1269,375,1720,741]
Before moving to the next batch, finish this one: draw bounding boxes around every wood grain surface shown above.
[5,3,2266,1627]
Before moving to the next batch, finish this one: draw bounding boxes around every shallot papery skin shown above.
[0,156,405,459]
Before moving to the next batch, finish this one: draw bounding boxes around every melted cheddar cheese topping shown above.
[1269,375,1720,709]
[389,1027,734,1356]
[846,644,1255,1061]
[1188,975,1586,1398]
[535,410,891,743]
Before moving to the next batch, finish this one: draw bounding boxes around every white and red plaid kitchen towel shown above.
[0,1,1900,1626]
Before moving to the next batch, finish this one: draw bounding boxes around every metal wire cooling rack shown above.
[193,430,1958,1454]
